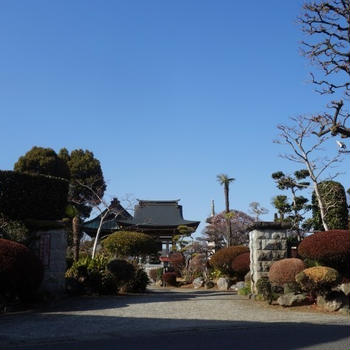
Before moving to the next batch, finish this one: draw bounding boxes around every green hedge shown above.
[0,170,69,220]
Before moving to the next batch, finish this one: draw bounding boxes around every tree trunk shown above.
[224,183,230,213]
[72,215,81,261]
[313,182,329,231]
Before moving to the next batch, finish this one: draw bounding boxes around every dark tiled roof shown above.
[117,199,200,228]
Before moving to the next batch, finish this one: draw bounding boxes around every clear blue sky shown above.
[1,1,349,236]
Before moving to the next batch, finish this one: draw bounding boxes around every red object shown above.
[159,256,170,262]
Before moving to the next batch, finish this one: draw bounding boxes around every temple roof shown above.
[116,199,200,233]
[82,198,132,237]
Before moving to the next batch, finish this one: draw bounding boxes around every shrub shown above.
[295,266,340,296]
[312,181,348,231]
[0,171,69,220]
[0,239,43,301]
[102,231,159,258]
[232,252,250,277]
[125,267,150,293]
[298,230,350,276]
[256,276,273,303]
[107,259,135,285]
[65,255,118,295]
[268,258,305,286]
[149,268,163,282]
[168,252,185,276]
[0,214,33,245]
[162,272,177,286]
[210,246,249,276]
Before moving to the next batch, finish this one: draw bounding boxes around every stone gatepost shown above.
[30,221,67,294]
[249,222,290,294]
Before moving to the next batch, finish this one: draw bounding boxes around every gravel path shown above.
[0,287,348,347]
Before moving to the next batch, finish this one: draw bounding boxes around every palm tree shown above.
[217,174,235,246]
[217,174,235,213]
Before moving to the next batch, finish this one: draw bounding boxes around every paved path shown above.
[0,288,349,349]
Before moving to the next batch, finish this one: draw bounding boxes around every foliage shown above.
[271,170,310,236]
[162,272,177,286]
[238,285,251,296]
[295,266,340,296]
[168,252,185,276]
[268,258,305,286]
[312,181,348,231]
[149,268,163,282]
[102,231,158,258]
[124,267,150,293]
[14,146,70,179]
[0,238,43,301]
[202,210,254,249]
[209,246,249,276]
[256,277,273,303]
[65,255,118,295]
[107,259,135,284]
[62,148,106,219]
[0,171,69,220]
[231,252,250,277]
[0,214,33,246]
[298,230,350,276]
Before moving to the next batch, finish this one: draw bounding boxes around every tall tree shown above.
[217,174,235,247]
[271,170,311,238]
[275,116,342,231]
[14,146,70,179]
[59,149,106,261]
[299,0,350,138]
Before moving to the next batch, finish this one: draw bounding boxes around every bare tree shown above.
[299,0,350,138]
[248,202,269,222]
[275,116,343,231]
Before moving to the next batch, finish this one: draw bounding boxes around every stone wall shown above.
[249,222,290,294]
[33,227,67,294]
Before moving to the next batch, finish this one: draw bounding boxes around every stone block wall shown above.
[249,222,290,294]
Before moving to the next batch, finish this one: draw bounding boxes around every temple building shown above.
[82,198,200,254]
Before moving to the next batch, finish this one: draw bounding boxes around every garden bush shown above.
[0,238,43,301]
[162,272,177,286]
[256,276,273,303]
[124,267,150,292]
[0,214,34,246]
[65,255,118,295]
[268,258,305,286]
[102,231,159,258]
[0,171,69,220]
[295,266,340,296]
[107,259,135,285]
[298,230,350,276]
[232,252,250,277]
[210,246,249,276]
[168,252,185,276]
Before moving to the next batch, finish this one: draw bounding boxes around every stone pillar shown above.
[249,222,290,294]
[32,225,67,294]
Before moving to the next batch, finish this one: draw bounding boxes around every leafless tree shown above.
[275,116,343,231]
[299,0,350,138]
[248,202,269,221]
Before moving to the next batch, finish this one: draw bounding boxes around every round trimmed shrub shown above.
[162,272,177,286]
[268,258,305,286]
[232,252,250,276]
[210,246,249,276]
[125,267,150,292]
[107,259,135,285]
[0,238,43,300]
[102,231,158,258]
[295,266,340,295]
[298,230,350,276]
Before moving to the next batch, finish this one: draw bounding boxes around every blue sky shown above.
[1,1,349,236]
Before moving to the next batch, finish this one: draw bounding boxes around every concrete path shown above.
[0,287,349,349]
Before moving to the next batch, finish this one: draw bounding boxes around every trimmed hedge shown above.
[268,258,305,286]
[210,246,249,276]
[298,230,350,276]
[0,238,43,300]
[295,266,340,295]
[232,252,250,276]
[0,171,69,220]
